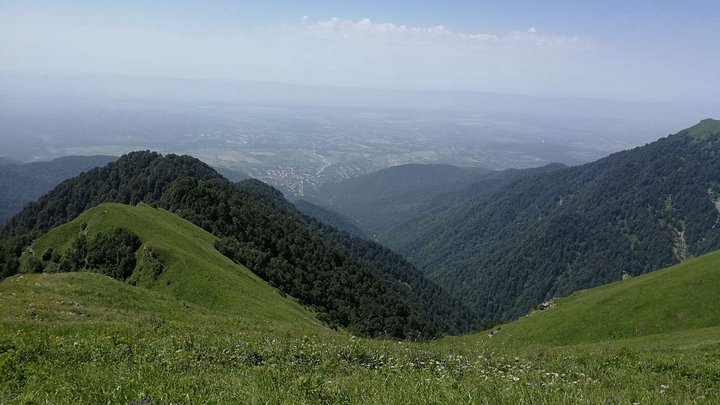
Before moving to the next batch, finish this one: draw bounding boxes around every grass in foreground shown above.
[1,272,719,403]
[1,203,719,403]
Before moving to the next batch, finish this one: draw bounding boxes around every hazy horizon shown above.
[2,1,720,103]
[1,1,719,195]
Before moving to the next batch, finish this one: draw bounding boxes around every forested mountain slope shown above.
[305,164,490,236]
[306,162,564,238]
[0,151,471,338]
[306,218,480,334]
[19,203,320,326]
[386,119,720,320]
[0,155,116,223]
[294,199,367,238]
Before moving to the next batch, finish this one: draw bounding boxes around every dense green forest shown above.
[305,217,481,334]
[294,199,367,238]
[4,120,719,337]
[382,119,720,320]
[306,162,564,238]
[0,232,39,279]
[0,155,116,223]
[0,151,472,339]
[0,156,250,225]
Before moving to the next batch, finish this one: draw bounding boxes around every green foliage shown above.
[173,177,440,339]
[307,218,481,335]
[1,269,719,403]
[21,203,318,326]
[305,162,563,237]
[141,245,165,280]
[27,227,142,280]
[214,237,267,271]
[2,151,454,339]
[0,232,39,279]
[0,151,219,236]
[41,247,53,261]
[473,250,720,346]
[382,120,720,321]
[25,255,44,274]
[294,199,367,238]
[85,228,142,280]
[0,155,116,224]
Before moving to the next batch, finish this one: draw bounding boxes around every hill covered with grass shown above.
[2,248,719,403]
[20,203,319,325]
[1,151,477,338]
[466,249,720,346]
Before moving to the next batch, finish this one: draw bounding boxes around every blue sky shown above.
[1,1,719,101]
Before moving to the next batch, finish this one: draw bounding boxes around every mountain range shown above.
[0,151,476,338]
[305,119,720,320]
[0,155,116,223]
[2,120,720,402]
[0,156,249,225]
[2,119,719,330]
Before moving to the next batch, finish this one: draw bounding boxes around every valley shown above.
[0,92,689,197]
[0,120,719,402]
[2,2,719,402]
[1,234,718,403]
[306,119,720,322]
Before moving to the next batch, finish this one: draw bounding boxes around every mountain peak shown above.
[683,118,720,140]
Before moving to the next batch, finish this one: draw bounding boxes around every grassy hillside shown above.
[3,151,462,339]
[22,203,319,326]
[2,259,719,403]
[461,250,720,347]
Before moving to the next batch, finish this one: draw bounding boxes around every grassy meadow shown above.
[1,204,719,403]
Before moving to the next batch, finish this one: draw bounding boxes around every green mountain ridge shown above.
[20,203,319,325]
[2,236,719,403]
[294,199,367,238]
[1,151,474,338]
[0,155,117,224]
[381,119,720,320]
[305,162,564,238]
[686,117,720,140]
[1,128,720,402]
[0,155,250,225]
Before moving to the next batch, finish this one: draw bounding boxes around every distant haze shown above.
[1,1,719,102]
[1,1,718,194]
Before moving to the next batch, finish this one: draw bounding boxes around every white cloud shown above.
[294,17,585,49]
[0,12,602,96]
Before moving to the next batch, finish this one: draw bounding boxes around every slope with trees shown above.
[305,162,564,239]
[0,155,116,223]
[1,151,470,339]
[385,119,720,320]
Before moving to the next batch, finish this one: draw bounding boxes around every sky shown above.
[1,0,719,102]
